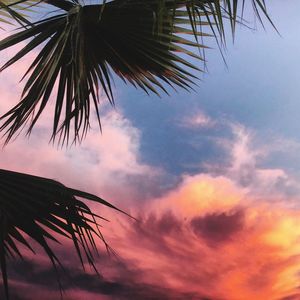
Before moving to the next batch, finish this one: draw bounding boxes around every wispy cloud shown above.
[178,109,216,129]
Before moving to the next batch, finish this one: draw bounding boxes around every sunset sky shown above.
[2,1,300,299]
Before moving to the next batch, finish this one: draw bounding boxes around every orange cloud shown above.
[107,175,300,300]
[3,175,300,300]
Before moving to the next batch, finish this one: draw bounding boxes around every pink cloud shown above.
[0,108,160,208]
[5,174,300,300]
[209,123,300,199]
[179,109,215,129]
[107,175,300,300]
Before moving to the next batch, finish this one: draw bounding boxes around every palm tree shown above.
[0,0,273,298]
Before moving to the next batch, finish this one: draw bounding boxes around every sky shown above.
[2,1,300,299]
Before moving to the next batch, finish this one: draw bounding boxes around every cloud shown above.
[179,110,216,129]
[6,174,300,300]
[4,252,204,300]
[113,175,300,300]
[9,175,287,300]
[207,122,300,199]
[190,210,244,245]
[0,108,162,209]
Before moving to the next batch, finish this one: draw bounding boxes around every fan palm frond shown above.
[0,0,273,145]
[0,0,38,26]
[0,168,125,300]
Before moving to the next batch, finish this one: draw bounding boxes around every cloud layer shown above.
[4,174,300,300]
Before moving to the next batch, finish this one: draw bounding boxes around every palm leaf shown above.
[0,0,38,26]
[0,168,125,299]
[0,0,273,144]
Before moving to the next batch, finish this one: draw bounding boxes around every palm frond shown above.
[0,168,124,300]
[0,0,273,144]
[0,0,38,26]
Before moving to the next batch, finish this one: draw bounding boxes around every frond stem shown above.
[43,0,74,11]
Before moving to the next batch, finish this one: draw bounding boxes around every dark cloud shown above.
[0,210,215,300]
[135,211,183,235]
[280,294,300,300]
[2,255,208,300]
[126,211,187,258]
[190,210,244,245]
